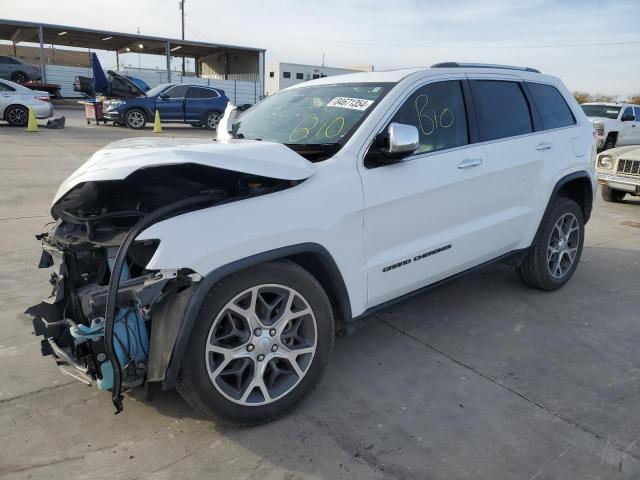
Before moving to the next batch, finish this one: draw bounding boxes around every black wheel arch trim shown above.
[536,170,594,239]
[159,242,351,390]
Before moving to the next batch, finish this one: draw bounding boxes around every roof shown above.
[287,65,551,90]
[0,19,265,58]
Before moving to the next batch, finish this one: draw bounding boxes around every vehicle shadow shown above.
[143,237,640,478]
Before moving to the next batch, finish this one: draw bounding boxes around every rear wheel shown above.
[516,198,584,291]
[601,185,626,203]
[10,71,28,83]
[5,105,28,127]
[125,109,147,129]
[178,261,335,426]
[204,111,222,130]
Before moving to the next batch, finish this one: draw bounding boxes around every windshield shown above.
[233,83,392,148]
[581,104,621,119]
[144,83,172,97]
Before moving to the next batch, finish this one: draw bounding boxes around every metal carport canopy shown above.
[0,18,265,86]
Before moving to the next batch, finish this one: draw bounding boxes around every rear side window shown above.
[187,87,219,99]
[472,80,532,141]
[391,80,468,154]
[527,83,575,130]
[635,107,640,120]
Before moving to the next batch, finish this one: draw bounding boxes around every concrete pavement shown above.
[1,108,639,479]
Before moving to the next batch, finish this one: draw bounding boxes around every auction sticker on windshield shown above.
[327,97,374,111]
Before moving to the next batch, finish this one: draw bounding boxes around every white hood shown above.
[52,137,316,206]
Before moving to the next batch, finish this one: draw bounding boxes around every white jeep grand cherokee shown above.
[28,63,596,425]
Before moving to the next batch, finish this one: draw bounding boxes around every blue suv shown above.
[104,83,229,130]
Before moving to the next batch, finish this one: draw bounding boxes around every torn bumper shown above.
[27,233,198,393]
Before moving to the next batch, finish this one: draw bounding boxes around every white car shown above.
[595,146,640,202]
[0,78,53,127]
[581,102,640,151]
[28,63,596,425]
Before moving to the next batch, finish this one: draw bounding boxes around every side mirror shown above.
[380,122,420,159]
[621,112,635,122]
[159,93,169,100]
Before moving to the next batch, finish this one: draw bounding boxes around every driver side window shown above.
[391,80,469,155]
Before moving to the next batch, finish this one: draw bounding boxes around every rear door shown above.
[155,84,188,121]
[185,86,222,123]
[0,81,16,115]
[468,77,556,254]
[360,77,492,307]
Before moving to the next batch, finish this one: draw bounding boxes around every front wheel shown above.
[178,261,335,426]
[516,198,584,291]
[601,185,626,203]
[125,109,147,129]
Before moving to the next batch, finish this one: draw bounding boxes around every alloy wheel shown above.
[127,111,145,128]
[205,284,317,406]
[207,112,221,129]
[7,107,27,126]
[547,212,580,279]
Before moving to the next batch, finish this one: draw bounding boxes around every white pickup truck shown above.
[581,102,640,151]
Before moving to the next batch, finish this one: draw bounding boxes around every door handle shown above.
[457,158,483,169]
[536,142,554,151]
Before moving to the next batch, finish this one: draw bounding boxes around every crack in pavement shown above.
[378,317,640,463]
[0,214,49,222]
[0,381,77,404]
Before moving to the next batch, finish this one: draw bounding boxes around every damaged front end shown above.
[26,146,308,412]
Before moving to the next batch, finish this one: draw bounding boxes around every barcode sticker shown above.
[326,97,374,111]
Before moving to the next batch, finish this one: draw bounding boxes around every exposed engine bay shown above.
[27,162,296,412]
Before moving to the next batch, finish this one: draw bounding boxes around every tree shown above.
[627,94,640,104]
[573,91,590,104]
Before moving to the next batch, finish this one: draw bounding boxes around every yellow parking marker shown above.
[153,110,163,133]
[26,107,38,132]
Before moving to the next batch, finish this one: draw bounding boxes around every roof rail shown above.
[431,62,541,74]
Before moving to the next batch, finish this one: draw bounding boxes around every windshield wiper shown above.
[284,143,341,162]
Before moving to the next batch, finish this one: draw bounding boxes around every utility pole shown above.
[179,0,185,77]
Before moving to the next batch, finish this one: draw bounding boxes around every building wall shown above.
[0,44,90,67]
[265,62,373,95]
[199,51,260,82]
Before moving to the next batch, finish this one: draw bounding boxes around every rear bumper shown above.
[597,173,640,194]
[33,102,54,119]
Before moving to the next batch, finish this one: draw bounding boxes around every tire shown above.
[178,260,335,426]
[603,134,616,151]
[516,197,584,291]
[11,71,28,83]
[601,185,626,203]
[124,109,147,129]
[204,111,222,130]
[5,105,28,127]
[190,123,203,128]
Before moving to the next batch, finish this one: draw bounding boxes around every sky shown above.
[2,0,639,97]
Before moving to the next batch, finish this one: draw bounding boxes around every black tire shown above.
[11,71,28,83]
[203,110,222,130]
[124,108,147,129]
[5,105,28,127]
[601,185,626,203]
[178,260,335,426]
[516,197,584,291]
[603,134,616,151]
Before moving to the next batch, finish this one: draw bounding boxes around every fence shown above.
[44,65,260,105]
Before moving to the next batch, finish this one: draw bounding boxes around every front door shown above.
[619,106,640,145]
[359,78,491,307]
[155,84,188,121]
[0,81,15,114]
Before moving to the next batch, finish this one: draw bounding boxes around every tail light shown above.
[35,95,50,102]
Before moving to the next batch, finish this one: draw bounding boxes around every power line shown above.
[193,21,640,50]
